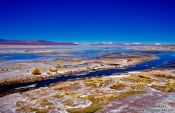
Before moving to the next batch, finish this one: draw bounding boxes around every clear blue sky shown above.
[0,0,175,44]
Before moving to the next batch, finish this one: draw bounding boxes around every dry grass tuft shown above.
[16,100,53,113]
[53,93,65,98]
[84,77,112,88]
[39,99,53,106]
[67,102,106,113]
[122,75,155,84]
[32,68,42,75]
[67,89,145,113]
[131,82,148,89]
[151,79,175,92]
[53,83,79,91]
[152,73,172,78]
[63,99,75,106]
[49,66,58,72]
[110,83,126,89]
[151,85,174,92]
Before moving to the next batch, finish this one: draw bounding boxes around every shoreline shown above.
[0,56,154,87]
[0,46,175,113]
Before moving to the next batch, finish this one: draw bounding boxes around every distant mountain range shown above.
[0,39,173,46]
[90,42,157,46]
[0,39,79,45]
[90,42,174,46]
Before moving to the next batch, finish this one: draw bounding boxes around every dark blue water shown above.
[0,53,39,61]
[0,46,131,61]
[0,51,175,95]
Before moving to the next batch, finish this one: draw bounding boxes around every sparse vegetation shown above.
[84,77,112,88]
[110,83,126,89]
[67,102,106,113]
[16,100,53,113]
[151,79,175,92]
[16,105,49,113]
[52,93,65,98]
[168,79,175,86]
[16,101,26,107]
[131,82,148,89]
[1,51,175,113]
[49,66,58,72]
[67,90,145,113]
[63,99,75,106]
[53,83,79,90]
[152,72,172,78]
[39,99,53,106]
[117,90,146,100]
[151,85,174,92]
[55,58,62,61]
[16,104,34,112]
[32,68,42,75]
[53,91,79,98]
[127,58,133,62]
[122,75,155,84]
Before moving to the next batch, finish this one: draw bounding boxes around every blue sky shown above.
[0,0,175,44]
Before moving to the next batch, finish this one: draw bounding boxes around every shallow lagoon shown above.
[0,46,131,61]
[0,45,170,61]
[1,46,175,113]
[1,46,175,94]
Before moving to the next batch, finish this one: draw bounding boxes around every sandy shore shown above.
[133,45,175,51]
